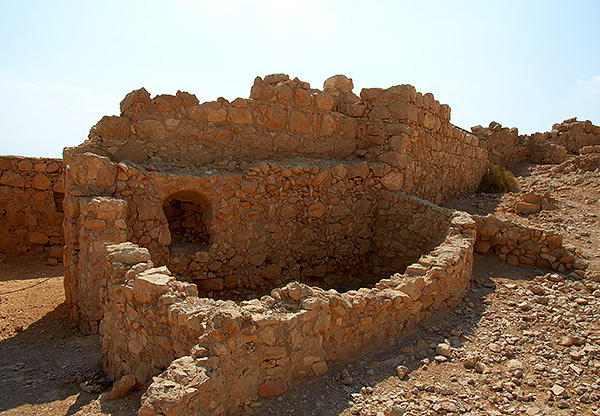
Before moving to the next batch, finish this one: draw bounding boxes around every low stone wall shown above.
[0,156,64,261]
[471,122,527,169]
[94,205,476,416]
[471,118,600,170]
[551,118,600,154]
[474,214,576,272]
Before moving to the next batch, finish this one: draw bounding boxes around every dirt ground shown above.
[1,157,598,415]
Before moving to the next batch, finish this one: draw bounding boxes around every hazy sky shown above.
[1,0,599,158]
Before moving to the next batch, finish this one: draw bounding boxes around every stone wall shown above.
[91,202,476,416]
[473,214,576,272]
[70,74,488,205]
[358,85,487,203]
[471,118,600,169]
[0,156,64,262]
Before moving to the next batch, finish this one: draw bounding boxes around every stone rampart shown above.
[0,156,64,262]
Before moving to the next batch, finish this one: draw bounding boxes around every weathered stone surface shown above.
[50,74,598,416]
[132,274,174,303]
[108,374,136,400]
[0,156,64,258]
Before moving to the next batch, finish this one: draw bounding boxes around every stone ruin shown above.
[2,73,598,415]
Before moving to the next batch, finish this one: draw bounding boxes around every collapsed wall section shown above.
[0,156,64,262]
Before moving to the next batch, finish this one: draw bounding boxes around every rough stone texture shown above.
[69,75,488,205]
[55,74,591,415]
[0,156,64,260]
[96,206,476,416]
[472,118,600,169]
[474,214,576,272]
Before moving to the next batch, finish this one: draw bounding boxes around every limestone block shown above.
[0,171,25,187]
[106,242,151,265]
[32,174,52,190]
[66,152,117,193]
[381,172,404,191]
[132,273,174,304]
[28,231,49,245]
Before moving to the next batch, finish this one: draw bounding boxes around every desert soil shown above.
[1,158,598,416]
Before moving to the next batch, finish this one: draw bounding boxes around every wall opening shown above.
[162,191,212,253]
[53,191,64,213]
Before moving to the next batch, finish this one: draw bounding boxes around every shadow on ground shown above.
[0,301,102,415]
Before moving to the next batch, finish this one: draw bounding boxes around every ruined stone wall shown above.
[474,214,576,272]
[357,85,488,203]
[94,205,476,416]
[71,74,488,205]
[471,118,600,169]
[0,156,64,262]
[371,192,454,277]
[550,118,600,153]
[471,122,527,169]
[79,74,358,165]
[62,154,462,332]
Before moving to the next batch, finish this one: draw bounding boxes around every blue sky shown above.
[1,0,599,158]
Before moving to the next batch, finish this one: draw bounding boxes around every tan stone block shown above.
[312,360,328,376]
[32,174,51,190]
[229,107,253,125]
[474,240,492,254]
[248,252,266,267]
[28,231,49,245]
[314,92,333,110]
[275,84,293,102]
[515,202,540,215]
[135,119,166,140]
[262,264,282,280]
[307,202,326,218]
[16,159,32,171]
[108,374,136,400]
[257,377,291,398]
[34,163,46,173]
[94,116,130,138]
[546,234,562,249]
[0,171,25,187]
[347,163,370,179]
[66,152,116,193]
[321,114,341,136]
[190,101,227,122]
[293,88,312,106]
[289,112,310,134]
[250,77,275,100]
[258,105,286,130]
[132,273,173,303]
[381,172,404,191]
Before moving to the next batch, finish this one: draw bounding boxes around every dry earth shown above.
[1,158,598,416]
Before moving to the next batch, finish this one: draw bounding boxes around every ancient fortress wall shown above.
[62,74,489,332]
[0,156,64,262]
[91,201,476,416]
[56,74,586,414]
[472,118,600,169]
[73,74,487,204]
